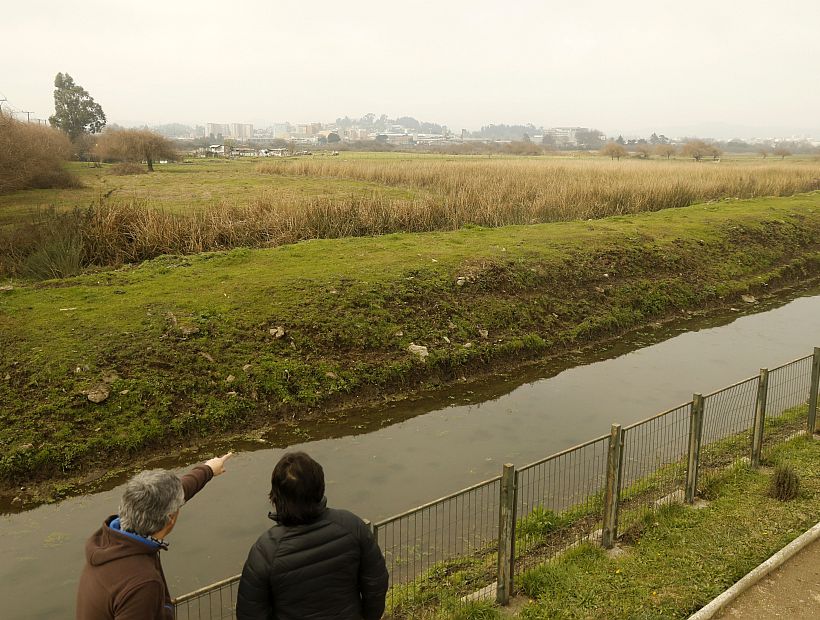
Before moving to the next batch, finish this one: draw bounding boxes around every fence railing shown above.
[173,347,820,618]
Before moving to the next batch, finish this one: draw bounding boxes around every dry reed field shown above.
[258,157,820,222]
[3,156,819,278]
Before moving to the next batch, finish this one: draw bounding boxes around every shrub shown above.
[21,231,84,279]
[0,110,78,193]
[769,464,800,501]
[109,162,148,176]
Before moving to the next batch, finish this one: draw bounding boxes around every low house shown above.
[259,148,289,157]
[230,146,259,157]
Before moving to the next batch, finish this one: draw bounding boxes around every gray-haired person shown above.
[76,452,233,619]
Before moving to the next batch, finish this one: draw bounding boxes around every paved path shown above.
[716,537,820,619]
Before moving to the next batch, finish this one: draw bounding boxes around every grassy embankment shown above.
[1,191,820,498]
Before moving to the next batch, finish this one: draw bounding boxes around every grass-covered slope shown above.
[516,435,820,619]
[2,193,820,486]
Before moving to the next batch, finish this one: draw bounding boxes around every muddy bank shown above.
[3,278,819,511]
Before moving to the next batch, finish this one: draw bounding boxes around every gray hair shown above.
[119,470,185,536]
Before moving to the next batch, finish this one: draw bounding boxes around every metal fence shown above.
[513,435,609,576]
[698,374,761,488]
[374,475,502,616]
[173,347,820,618]
[173,574,241,620]
[618,403,691,535]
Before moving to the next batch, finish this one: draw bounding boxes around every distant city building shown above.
[293,123,323,136]
[270,123,291,138]
[543,127,585,147]
[230,123,254,140]
[343,128,371,141]
[206,122,254,141]
[378,133,414,145]
[206,123,230,139]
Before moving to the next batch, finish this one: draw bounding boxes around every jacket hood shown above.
[85,515,163,567]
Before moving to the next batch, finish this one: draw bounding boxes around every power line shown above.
[0,91,45,123]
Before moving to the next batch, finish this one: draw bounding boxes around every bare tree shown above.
[772,146,792,160]
[654,144,677,160]
[95,128,177,171]
[600,142,627,160]
[681,139,721,162]
[634,144,652,159]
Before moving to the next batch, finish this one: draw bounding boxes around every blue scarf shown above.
[109,517,168,550]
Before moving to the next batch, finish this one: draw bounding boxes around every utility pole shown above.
[21,110,32,122]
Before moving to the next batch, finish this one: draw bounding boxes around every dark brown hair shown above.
[269,452,326,526]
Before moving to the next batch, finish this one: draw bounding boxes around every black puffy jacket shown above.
[236,504,389,620]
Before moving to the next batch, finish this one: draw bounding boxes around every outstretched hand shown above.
[205,452,234,476]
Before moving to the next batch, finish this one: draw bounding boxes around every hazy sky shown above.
[2,0,819,137]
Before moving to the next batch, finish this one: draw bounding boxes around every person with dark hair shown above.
[237,451,389,620]
[76,452,233,619]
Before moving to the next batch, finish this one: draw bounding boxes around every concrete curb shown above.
[687,519,820,619]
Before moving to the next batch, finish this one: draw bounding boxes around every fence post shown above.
[496,463,517,605]
[808,347,820,435]
[602,423,624,549]
[686,393,705,503]
[751,368,768,467]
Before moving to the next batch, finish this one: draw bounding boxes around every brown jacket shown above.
[76,465,213,620]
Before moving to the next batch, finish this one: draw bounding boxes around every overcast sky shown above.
[2,0,819,137]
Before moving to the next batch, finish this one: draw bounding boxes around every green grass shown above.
[385,554,499,619]
[0,158,421,226]
[1,192,820,487]
[516,434,820,619]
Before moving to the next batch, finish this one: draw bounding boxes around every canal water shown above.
[2,289,820,619]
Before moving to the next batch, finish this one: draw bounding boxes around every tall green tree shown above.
[49,73,106,141]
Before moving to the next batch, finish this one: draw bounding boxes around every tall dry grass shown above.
[1,196,432,277]
[259,158,820,221]
[0,110,79,194]
[3,158,819,278]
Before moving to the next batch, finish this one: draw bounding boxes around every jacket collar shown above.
[108,516,169,550]
[268,496,328,523]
